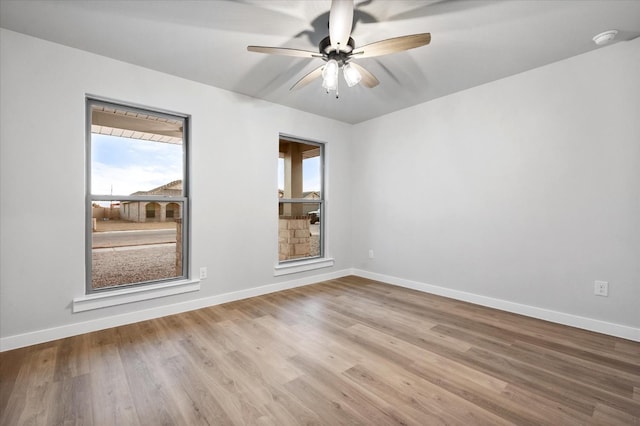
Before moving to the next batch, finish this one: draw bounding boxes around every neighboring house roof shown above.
[278,190,320,199]
[303,191,320,199]
[131,180,182,196]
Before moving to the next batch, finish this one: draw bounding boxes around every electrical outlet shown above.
[594,280,608,297]
[368,249,374,259]
[199,267,208,280]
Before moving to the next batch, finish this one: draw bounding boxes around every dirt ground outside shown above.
[92,244,178,289]
[92,220,179,289]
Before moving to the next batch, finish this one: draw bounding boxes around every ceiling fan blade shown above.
[349,62,379,88]
[352,33,431,58]
[247,46,319,58]
[290,65,324,90]
[329,0,354,52]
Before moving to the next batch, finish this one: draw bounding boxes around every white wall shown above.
[351,37,640,331]
[0,29,353,348]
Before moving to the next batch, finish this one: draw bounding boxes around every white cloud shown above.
[91,134,182,196]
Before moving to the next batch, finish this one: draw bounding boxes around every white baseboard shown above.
[352,269,640,342]
[4,268,637,351]
[0,269,353,352]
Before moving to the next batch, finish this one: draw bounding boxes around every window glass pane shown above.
[88,101,188,292]
[278,141,321,198]
[278,138,323,263]
[91,134,183,197]
[278,202,321,261]
[91,200,184,289]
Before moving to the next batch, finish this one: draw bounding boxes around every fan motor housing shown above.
[319,36,355,61]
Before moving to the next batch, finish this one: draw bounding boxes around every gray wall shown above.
[351,37,640,328]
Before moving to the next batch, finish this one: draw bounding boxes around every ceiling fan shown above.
[247,0,431,97]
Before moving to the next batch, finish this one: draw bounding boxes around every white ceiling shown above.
[2,0,640,124]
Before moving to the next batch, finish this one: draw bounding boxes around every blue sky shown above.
[91,134,183,196]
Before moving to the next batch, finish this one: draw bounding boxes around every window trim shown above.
[73,278,201,312]
[85,96,190,295]
[277,134,327,268]
[273,257,335,276]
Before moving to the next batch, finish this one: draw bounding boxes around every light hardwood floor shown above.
[1,276,639,425]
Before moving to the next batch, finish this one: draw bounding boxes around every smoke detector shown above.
[593,30,618,45]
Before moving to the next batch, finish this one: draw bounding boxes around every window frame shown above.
[85,97,190,294]
[277,134,326,265]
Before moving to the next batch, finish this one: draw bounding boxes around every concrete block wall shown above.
[278,216,310,261]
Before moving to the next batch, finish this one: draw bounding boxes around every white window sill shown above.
[273,257,335,276]
[73,279,200,313]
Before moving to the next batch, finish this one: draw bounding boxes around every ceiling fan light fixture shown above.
[343,63,362,87]
[322,76,338,91]
[322,59,339,91]
[322,59,339,79]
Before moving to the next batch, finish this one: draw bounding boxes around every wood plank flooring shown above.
[1,276,639,425]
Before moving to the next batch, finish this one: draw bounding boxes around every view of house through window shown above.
[278,137,323,262]
[87,99,188,291]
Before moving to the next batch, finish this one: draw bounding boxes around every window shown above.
[86,98,189,293]
[278,136,324,263]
